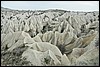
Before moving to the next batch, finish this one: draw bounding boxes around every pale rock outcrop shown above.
[25,42,62,57]
[22,48,61,66]
[67,31,99,66]
[67,48,86,65]
[1,31,35,52]
[75,47,99,66]
[61,54,71,66]
[64,37,83,54]
[33,35,42,42]
[42,31,54,42]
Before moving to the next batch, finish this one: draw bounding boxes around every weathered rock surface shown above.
[1,7,99,66]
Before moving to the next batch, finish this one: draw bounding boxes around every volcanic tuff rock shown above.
[1,7,99,66]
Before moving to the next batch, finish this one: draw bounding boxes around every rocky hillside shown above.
[1,7,99,66]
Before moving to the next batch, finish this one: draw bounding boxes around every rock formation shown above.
[1,7,99,66]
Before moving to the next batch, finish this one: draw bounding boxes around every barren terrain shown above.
[1,7,99,66]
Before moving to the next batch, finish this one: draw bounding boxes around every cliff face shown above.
[1,7,99,66]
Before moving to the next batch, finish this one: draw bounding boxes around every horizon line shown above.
[1,6,99,12]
